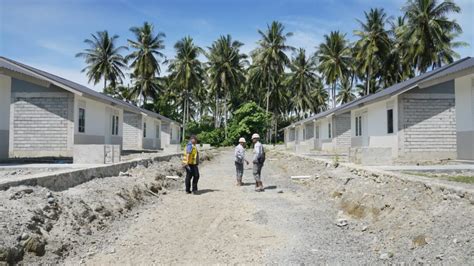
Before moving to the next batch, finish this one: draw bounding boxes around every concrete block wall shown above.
[333,113,351,153]
[123,111,142,150]
[10,93,74,157]
[399,94,456,160]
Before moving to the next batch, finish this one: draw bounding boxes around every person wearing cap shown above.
[234,137,249,186]
[183,135,200,194]
[251,133,265,192]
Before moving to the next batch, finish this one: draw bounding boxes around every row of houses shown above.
[284,57,474,165]
[0,56,181,162]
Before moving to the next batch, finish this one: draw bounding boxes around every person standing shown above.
[251,133,265,192]
[234,137,249,186]
[183,135,200,194]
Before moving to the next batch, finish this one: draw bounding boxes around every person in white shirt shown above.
[234,137,249,186]
[252,133,265,192]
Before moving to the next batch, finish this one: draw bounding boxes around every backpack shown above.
[258,145,266,164]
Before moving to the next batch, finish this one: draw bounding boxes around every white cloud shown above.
[287,30,322,54]
[36,39,80,57]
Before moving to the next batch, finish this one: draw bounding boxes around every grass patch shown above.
[403,171,474,184]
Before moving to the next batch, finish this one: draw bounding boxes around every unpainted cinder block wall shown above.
[398,80,457,161]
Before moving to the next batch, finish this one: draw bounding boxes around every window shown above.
[355,117,359,136]
[387,109,394,134]
[156,124,160,138]
[355,115,362,136]
[78,108,85,133]
[111,115,119,135]
[328,123,332,138]
[143,122,147,138]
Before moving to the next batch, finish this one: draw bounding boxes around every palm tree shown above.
[250,21,294,142]
[354,8,391,96]
[287,48,319,117]
[104,84,135,103]
[311,79,329,113]
[206,35,248,137]
[383,15,415,87]
[336,78,356,104]
[76,31,127,91]
[168,36,205,139]
[126,22,166,104]
[402,0,462,72]
[316,31,352,108]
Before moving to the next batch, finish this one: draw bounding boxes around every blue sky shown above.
[1,0,472,90]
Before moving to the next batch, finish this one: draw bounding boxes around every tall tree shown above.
[354,8,391,95]
[310,79,329,113]
[206,35,248,137]
[126,22,166,105]
[168,36,205,139]
[402,0,463,72]
[287,48,319,117]
[316,31,352,108]
[250,21,294,142]
[336,78,356,104]
[76,31,127,91]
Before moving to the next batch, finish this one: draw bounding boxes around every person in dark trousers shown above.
[183,135,200,194]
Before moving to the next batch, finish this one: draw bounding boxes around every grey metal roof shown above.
[0,56,180,125]
[419,57,474,86]
[285,56,472,129]
[335,57,471,114]
[285,95,369,129]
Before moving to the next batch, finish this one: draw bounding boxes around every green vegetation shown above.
[76,0,467,144]
[403,172,474,184]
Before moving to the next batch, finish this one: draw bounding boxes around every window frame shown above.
[143,122,147,138]
[355,115,362,136]
[387,109,394,134]
[78,108,86,133]
[328,122,332,139]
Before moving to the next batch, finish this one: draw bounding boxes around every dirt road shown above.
[64,148,472,265]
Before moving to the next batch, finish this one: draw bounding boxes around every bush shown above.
[222,102,271,146]
[197,128,225,147]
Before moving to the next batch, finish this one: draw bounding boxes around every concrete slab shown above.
[0,152,182,191]
[372,165,474,172]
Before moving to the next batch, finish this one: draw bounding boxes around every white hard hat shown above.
[251,133,260,139]
[239,137,246,143]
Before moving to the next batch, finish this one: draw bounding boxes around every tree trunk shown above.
[273,115,278,146]
[214,92,219,128]
[182,94,187,141]
[104,78,107,92]
[332,83,336,108]
[224,90,228,139]
[366,69,370,96]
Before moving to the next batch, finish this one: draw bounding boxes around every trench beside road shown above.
[60,148,473,264]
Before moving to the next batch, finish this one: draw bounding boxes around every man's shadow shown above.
[241,183,277,190]
[194,189,219,195]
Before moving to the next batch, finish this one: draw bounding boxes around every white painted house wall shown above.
[294,122,314,153]
[74,95,123,146]
[350,97,399,158]
[142,115,161,150]
[285,127,296,150]
[0,74,11,159]
[316,117,334,151]
[455,74,474,159]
